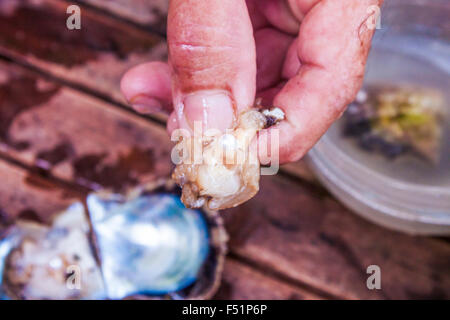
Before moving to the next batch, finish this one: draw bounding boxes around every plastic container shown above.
[306,0,450,235]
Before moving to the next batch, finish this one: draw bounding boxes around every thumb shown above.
[168,0,256,132]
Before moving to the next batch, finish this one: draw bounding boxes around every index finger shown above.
[168,0,256,132]
[259,0,383,164]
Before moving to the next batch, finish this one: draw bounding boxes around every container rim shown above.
[307,134,450,226]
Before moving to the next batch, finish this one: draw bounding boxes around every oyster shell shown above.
[0,203,105,300]
[87,180,227,299]
[172,108,284,210]
[0,180,227,300]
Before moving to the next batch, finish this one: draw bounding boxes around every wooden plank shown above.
[215,259,322,300]
[0,0,167,107]
[224,175,450,299]
[281,161,317,184]
[0,161,80,227]
[0,61,173,192]
[75,0,169,34]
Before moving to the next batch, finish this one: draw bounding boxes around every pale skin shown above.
[120,0,383,164]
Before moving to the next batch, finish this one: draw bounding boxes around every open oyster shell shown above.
[0,180,227,300]
[0,203,105,300]
[88,179,227,300]
[172,108,284,210]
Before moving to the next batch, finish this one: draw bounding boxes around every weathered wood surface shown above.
[215,259,322,300]
[75,0,169,34]
[0,61,172,192]
[281,162,318,184]
[0,161,80,227]
[224,175,450,299]
[0,0,167,107]
[1,61,449,299]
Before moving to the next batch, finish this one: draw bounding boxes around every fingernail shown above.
[183,91,234,132]
[129,95,163,114]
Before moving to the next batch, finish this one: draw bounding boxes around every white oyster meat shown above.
[172,108,284,210]
[2,203,105,300]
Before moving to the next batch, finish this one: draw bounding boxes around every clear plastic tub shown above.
[306,0,450,235]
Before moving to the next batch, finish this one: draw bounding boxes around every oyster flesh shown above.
[172,108,284,210]
[0,203,105,300]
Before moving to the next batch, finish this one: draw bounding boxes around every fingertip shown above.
[168,0,256,121]
[120,62,169,99]
[120,62,173,114]
[257,119,306,165]
[179,90,235,132]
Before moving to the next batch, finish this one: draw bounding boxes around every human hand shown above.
[121,0,383,164]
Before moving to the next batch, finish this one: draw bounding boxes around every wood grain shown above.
[0,61,172,192]
[0,0,167,107]
[0,160,80,227]
[215,259,322,300]
[224,175,450,299]
[75,0,169,34]
[281,161,318,184]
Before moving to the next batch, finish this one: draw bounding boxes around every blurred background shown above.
[0,0,449,300]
